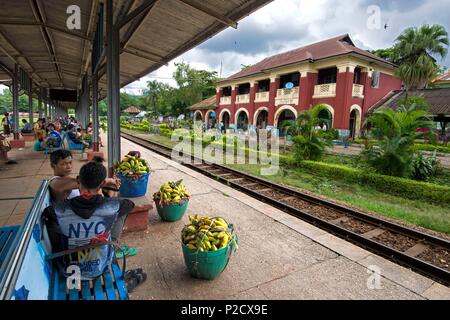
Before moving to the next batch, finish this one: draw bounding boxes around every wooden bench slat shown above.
[69,288,79,300]
[93,276,104,300]
[102,267,117,300]
[112,262,128,300]
[81,280,92,300]
[57,271,67,300]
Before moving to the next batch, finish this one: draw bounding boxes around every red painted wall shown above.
[362,72,402,114]
[215,71,402,131]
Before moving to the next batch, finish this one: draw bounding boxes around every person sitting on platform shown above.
[21,119,33,134]
[67,124,89,149]
[43,157,147,290]
[48,150,80,202]
[45,123,62,148]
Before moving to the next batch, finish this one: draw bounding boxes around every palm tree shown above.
[363,105,433,177]
[394,24,449,92]
[281,104,332,161]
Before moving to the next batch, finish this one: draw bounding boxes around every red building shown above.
[195,35,402,137]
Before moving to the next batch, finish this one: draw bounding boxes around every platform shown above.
[0,137,449,300]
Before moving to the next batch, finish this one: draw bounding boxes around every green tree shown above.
[393,24,449,91]
[282,104,333,161]
[363,105,433,177]
[372,48,398,63]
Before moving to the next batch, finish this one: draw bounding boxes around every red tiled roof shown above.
[123,106,141,114]
[434,70,450,82]
[222,34,396,82]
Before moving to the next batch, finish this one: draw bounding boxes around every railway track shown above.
[121,132,450,286]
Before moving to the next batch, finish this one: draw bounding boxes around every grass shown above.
[227,162,450,235]
[123,128,450,235]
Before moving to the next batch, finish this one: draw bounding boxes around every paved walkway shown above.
[0,137,449,300]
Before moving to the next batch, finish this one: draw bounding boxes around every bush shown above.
[296,161,450,205]
[411,152,439,181]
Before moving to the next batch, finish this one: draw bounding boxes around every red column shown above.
[215,88,222,110]
[249,83,256,125]
[299,72,317,111]
[361,71,372,113]
[231,86,237,127]
[268,78,279,126]
[335,68,354,130]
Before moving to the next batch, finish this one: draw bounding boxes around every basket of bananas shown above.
[181,215,238,280]
[114,152,151,198]
[153,180,191,222]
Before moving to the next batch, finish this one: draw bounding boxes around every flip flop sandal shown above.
[125,269,147,293]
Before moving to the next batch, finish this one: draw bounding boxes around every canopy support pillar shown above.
[107,0,121,177]
[38,88,43,119]
[92,73,100,152]
[12,64,19,140]
[28,79,33,125]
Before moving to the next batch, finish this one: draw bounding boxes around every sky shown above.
[2,0,450,95]
[124,0,450,94]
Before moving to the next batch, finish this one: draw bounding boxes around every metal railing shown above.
[0,180,49,300]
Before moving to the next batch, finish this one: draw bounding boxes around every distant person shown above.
[21,119,33,134]
[2,113,11,136]
[46,123,62,148]
[67,124,89,149]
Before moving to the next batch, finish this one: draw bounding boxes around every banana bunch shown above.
[114,154,150,175]
[153,180,190,205]
[182,215,234,252]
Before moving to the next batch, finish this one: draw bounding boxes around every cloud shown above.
[125,0,450,92]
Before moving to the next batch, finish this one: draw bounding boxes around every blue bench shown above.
[50,261,128,300]
[0,180,129,300]
[0,225,21,282]
[64,134,85,152]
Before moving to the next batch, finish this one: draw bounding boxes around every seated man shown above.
[48,150,80,202]
[67,124,89,149]
[43,158,142,284]
[21,119,33,134]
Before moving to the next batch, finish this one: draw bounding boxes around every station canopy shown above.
[0,0,273,108]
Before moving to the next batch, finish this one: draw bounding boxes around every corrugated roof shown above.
[0,0,274,108]
[372,88,450,116]
[189,96,216,111]
[123,106,141,114]
[433,70,450,82]
[221,34,396,83]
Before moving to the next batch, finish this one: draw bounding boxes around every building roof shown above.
[371,88,450,116]
[433,70,450,82]
[221,34,397,83]
[123,106,142,114]
[189,96,216,111]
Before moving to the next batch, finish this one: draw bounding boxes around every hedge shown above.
[413,143,450,154]
[295,160,450,205]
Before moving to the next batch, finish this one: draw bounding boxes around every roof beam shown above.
[177,0,238,29]
[78,0,99,90]
[0,28,46,87]
[120,1,157,49]
[30,0,64,88]
[117,0,159,29]
[0,19,91,41]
